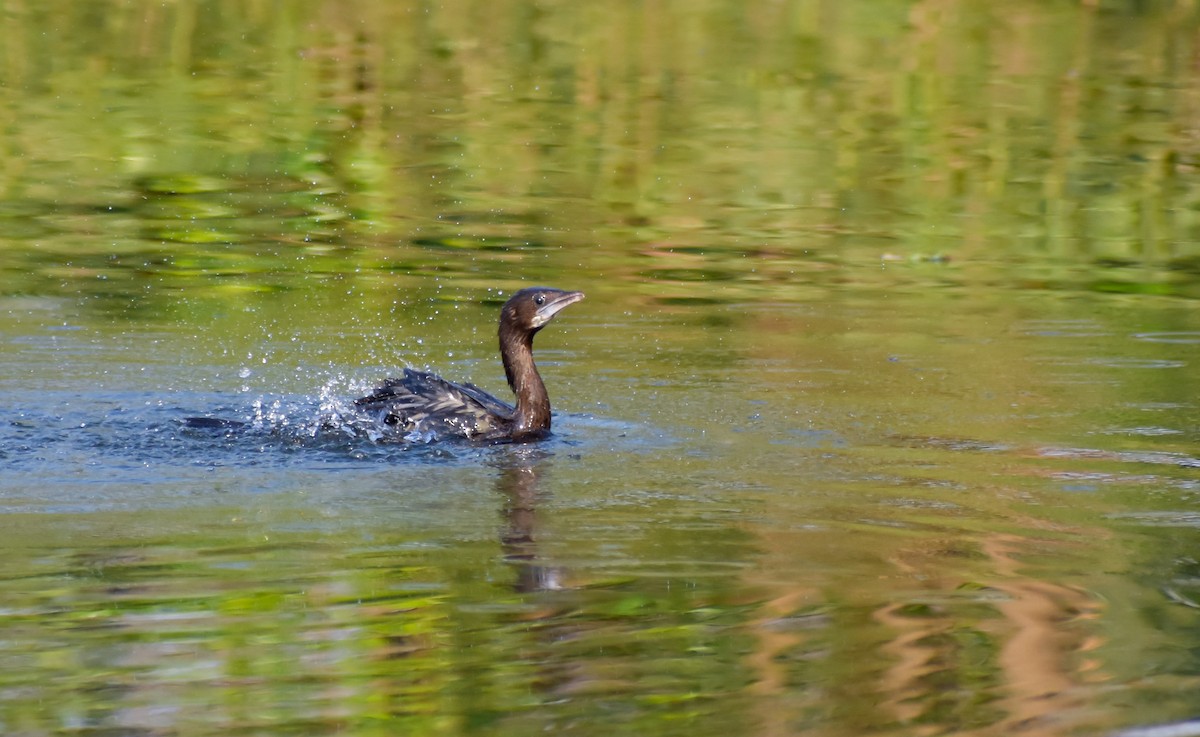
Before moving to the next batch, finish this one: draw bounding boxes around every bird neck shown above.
[500,325,551,438]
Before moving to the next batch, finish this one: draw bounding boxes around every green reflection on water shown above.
[0,0,1199,303]
[0,453,761,736]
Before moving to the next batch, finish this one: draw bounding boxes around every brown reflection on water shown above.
[983,532,1106,736]
[745,584,824,737]
[874,529,1106,735]
[739,515,1111,735]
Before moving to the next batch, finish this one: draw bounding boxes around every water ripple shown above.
[1132,332,1200,344]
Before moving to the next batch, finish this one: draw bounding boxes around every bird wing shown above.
[354,368,514,427]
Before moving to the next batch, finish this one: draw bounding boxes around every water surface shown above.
[3,2,1200,736]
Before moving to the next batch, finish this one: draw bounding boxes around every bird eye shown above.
[534,294,545,305]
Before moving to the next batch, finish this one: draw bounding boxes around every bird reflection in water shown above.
[493,446,564,593]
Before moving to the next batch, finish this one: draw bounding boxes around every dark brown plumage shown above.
[354,287,585,442]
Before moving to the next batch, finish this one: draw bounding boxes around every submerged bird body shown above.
[354,287,584,442]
